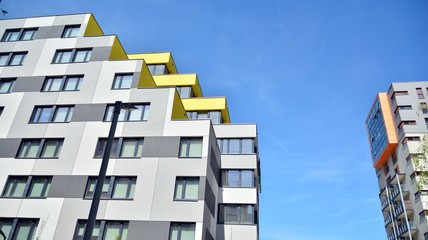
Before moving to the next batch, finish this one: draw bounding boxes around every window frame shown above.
[103,103,150,122]
[73,220,129,240]
[217,138,255,154]
[84,176,136,200]
[0,52,28,66]
[169,222,196,240]
[147,64,168,75]
[174,177,199,201]
[62,25,81,38]
[16,138,64,159]
[0,218,39,240]
[30,105,74,123]
[0,78,16,93]
[52,48,92,64]
[221,169,255,188]
[94,137,144,158]
[179,138,203,158]
[112,73,133,90]
[218,204,256,225]
[1,176,52,199]
[1,28,37,42]
[41,75,83,92]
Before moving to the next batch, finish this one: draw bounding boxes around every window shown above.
[0,52,27,66]
[222,170,255,187]
[398,120,417,130]
[218,204,256,224]
[420,210,428,220]
[0,218,38,240]
[94,138,144,158]
[391,91,408,99]
[112,74,133,89]
[62,25,80,38]
[424,232,428,240]
[394,105,412,114]
[179,138,203,158]
[402,136,421,144]
[84,176,136,200]
[174,177,199,200]
[217,139,255,154]
[0,107,3,117]
[42,75,83,92]
[52,48,92,63]
[169,223,195,240]
[176,86,193,98]
[2,176,51,198]
[2,28,37,41]
[421,103,428,114]
[17,138,63,158]
[187,111,222,124]
[147,64,168,75]
[30,105,74,123]
[74,220,128,240]
[417,88,425,99]
[104,103,150,122]
[0,78,16,93]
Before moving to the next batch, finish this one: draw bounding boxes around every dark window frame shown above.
[1,176,52,199]
[0,52,28,66]
[41,75,83,92]
[1,28,38,42]
[0,218,39,240]
[16,138,64,159]
[94,137,144,158]
[221,169,255,188]
[62,25,81,38]
[84,176,136,200]
[174,177,199,201]
[30,105,74,123]
[218,204,256,225]
[103,103,150,122]
[52,48,92,64]
[217,138,256,154]
[112,73,133,90]
[73,219,129,240]
[0,78,16,93]
[178,138,203,158]
[169,222,196,240]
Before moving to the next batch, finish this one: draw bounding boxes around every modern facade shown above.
[366,82,428,240]
[0,14,261,240]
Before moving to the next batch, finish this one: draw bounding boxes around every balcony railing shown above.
[384,215,392,226]
[387,233,395,240]
[397,221,417,237]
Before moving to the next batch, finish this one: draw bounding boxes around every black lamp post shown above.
[82,101,133,240]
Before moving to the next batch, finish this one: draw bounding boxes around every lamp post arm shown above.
[83,101,122,240]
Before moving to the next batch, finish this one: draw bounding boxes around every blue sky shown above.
[3,0,428,239]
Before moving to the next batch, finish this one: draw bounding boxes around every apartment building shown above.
[0,13,261,240]
[366,82,428,240]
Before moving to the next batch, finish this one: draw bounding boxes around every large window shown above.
[17,138,63,158]
[222,170,254,187]
[74,220,128,240]
[42,75,83,92]
[147,64,168,75]
[0,218,39,240]
[30,105,74,123]
[62,25,80,38]
[169,223,195,240]
[52,48,92,63]
[94,138,144,158]
[84,176,136,200]
[112,74,133,89]
[0,52,27,66]
[218,204,256,224]
[179,138,202,158]
[217,139,255,154]
[104,103,149,122]
[2,28,37,41]
[2,176,51,198]
[174,177,199,201]
[176,86,193,98]
[187,111,222,124]
[0,78,16,93]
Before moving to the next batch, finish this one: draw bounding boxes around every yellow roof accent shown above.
[153,74,203,97]
[171,90,188,120]
[109,37,128,61]
[182,97,231,123]
[128,52,178,74]
[84,14,103,36]
[137,62,156,88]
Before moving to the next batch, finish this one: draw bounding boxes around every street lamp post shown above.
[82,101,123,240]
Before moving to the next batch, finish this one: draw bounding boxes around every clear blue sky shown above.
[3,0,428,239]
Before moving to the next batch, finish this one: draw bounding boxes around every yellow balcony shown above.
[153,74,203,97]
[128,52,178,74]
[182,97,230,123]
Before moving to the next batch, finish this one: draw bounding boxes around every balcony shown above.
[391,185,410,200]
[381,197,391,211]
[392,203,413,219]
[390,173,406,185]
[387,232,395,240]
[397,221,418,237]
[384,215,393,226]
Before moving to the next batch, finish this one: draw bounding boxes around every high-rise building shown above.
[0,13,261,240]
[366,82,428,240]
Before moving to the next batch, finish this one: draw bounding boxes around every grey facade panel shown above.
[128,221,170,240]
[90,46,111,62]
[34,26,64,39]
[210,147,220,185]
[13,76,45,92]
[205,228,214,240]
[131,72,141,88]
[204,179,216,217]
[71,104,106,122]
[0,138,21,158]
[141,137,181,158]
[48,175,88,198]
[198,176,206,200]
